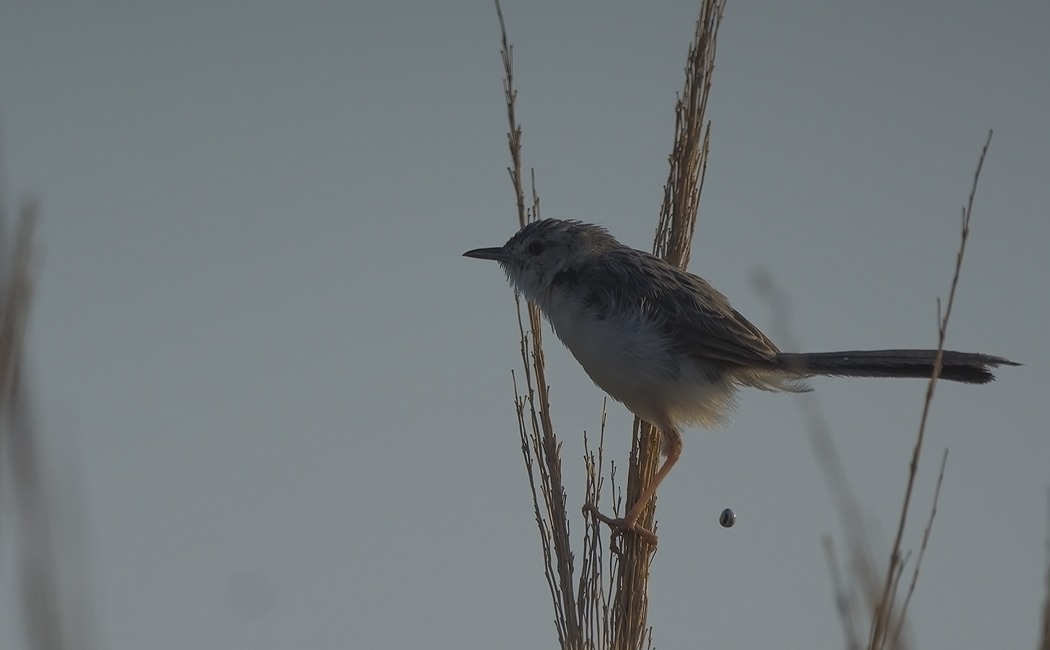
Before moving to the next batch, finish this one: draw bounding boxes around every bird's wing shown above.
[579,248,781,366]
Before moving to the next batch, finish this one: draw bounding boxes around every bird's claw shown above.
[582,503,659,547]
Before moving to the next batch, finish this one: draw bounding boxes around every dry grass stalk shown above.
[755,133,995,649]
[868,131,993,649]
[611,6,724,645]
[498,2,584,645]
[494,1,723,648]
[892,448,947,647]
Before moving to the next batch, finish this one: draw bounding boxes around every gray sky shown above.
[1,1,1047,648]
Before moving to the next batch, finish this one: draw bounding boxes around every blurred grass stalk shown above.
[0,179,97,647]
[0,199,64,649]
[496,1,724,647]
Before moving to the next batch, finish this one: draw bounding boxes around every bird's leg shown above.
[584,425,682,547]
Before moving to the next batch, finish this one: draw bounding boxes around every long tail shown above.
[774,349,1020,384]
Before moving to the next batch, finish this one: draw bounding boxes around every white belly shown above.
[545,295,735,429]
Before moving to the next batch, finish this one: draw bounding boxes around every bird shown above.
[464,218,1018,545]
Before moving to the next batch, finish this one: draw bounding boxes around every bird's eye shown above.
[527,241,545,255]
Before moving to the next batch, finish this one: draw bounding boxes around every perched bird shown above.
[464,218,1017,545]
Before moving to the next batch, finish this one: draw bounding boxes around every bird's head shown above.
[463,219,618,301]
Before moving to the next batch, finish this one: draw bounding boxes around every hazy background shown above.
[1,1,1047,648]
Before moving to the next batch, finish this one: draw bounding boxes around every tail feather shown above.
[775,349,1020,384]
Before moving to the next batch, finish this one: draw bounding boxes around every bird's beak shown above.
[463,246,511,262]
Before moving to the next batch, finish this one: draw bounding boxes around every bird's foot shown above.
[582,503,658,548]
